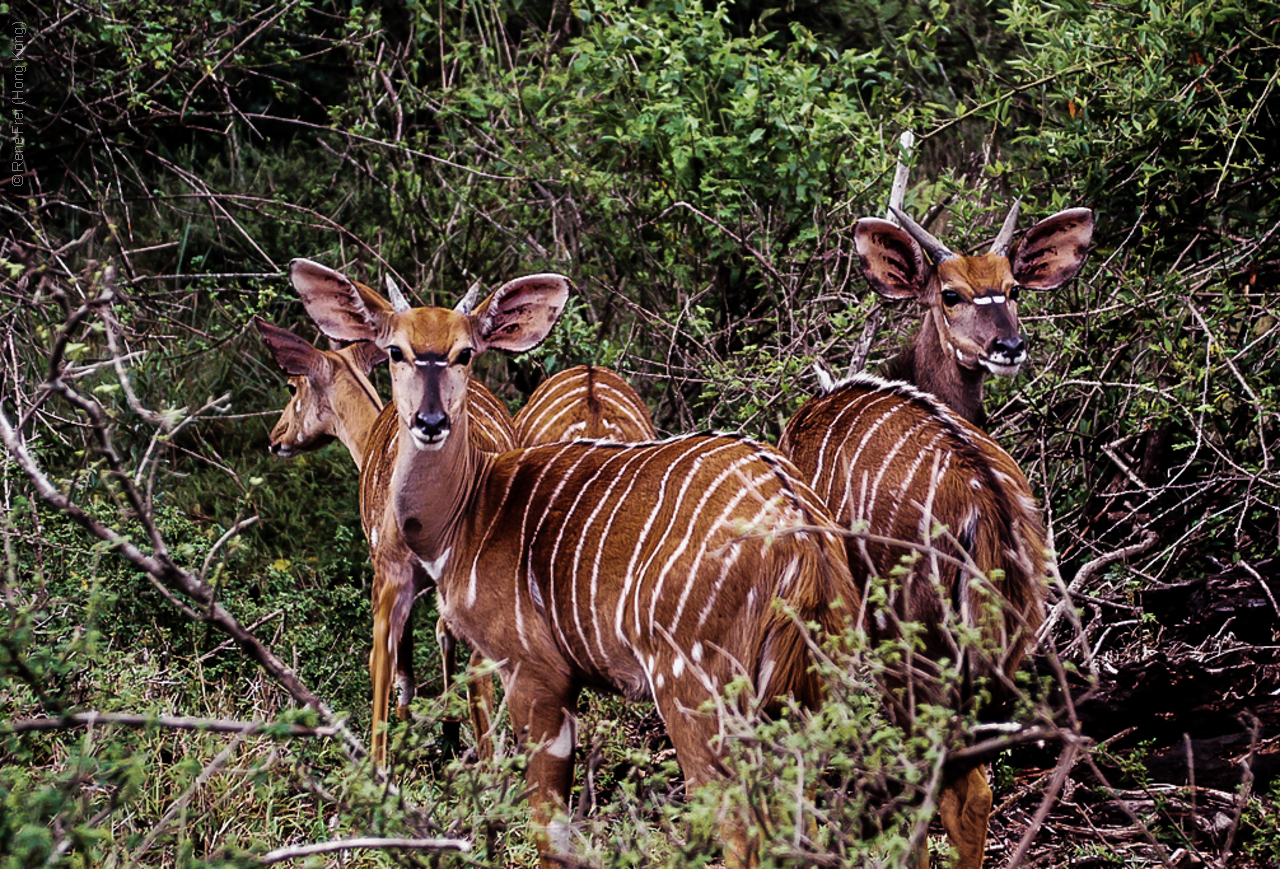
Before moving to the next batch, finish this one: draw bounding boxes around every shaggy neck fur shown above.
[882,306,989,427]
[390,395,482,572]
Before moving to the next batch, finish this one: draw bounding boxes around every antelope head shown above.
[255,317,385,459]
[288,259,570,453]
[856,204,1094,380]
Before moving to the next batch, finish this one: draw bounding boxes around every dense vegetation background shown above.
[2,0,1278,865]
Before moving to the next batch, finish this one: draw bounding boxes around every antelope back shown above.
[779,374,1046,703]
[514,365,656,446]
[453,434,856,716]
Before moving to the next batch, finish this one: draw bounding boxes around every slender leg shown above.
[369,601,394,768]
[370,546,417,769]
[467,650,496,761]
[506,675,579,869]
[397,611,416,720]
[435,616,461,753]
[655,693,756,869]
[937,765,992,869]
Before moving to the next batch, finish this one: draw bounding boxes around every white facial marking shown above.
[295,400,302,413]
[295,432,305,443]
[980,358,1024,377]
[973,294,1007,306]
[409,430,448,452]
[414,358,448,368]
[546,713,577,759]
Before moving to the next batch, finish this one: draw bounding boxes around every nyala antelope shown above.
[854,202,1094,426]
[780,374,1048,869]
[514,364,656,446]
[255,304,509,766]
[290,258,857,869]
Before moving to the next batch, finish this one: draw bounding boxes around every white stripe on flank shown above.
[864,417,931,527]
[695,538,743,630]
[652,451,759,635]
[886,429,947,534]
[467,455,524,608]
[695,478,791,629]
[834,393,905,526]
[541,444,617,673]
[814,391,881,504]
[518,442,582,647]
[566,444,661,672]
[632,440,741,639]
[585,446,666,663]
[614,438,712,649]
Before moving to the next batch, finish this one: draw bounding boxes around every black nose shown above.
[414,411,449,438]
[993,336,1025,359]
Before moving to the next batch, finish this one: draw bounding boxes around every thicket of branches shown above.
[3,0,1278,865]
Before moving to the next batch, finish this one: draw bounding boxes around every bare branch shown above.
[0,711,346,738]
[259,837,472,864]
[0,404,367,762]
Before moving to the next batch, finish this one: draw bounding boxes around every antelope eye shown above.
[286,382,297,395]
[941,290,962,306]
[454,348,474,367]
[387,345,405,363]
[1009,286,1022,301]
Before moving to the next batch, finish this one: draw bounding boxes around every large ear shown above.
[854,218,928,301]
[472,274,572,354]
[1010,208,1094,290]
[289,258,394,343]
[255,317,327,378]
[345,340,389,375]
